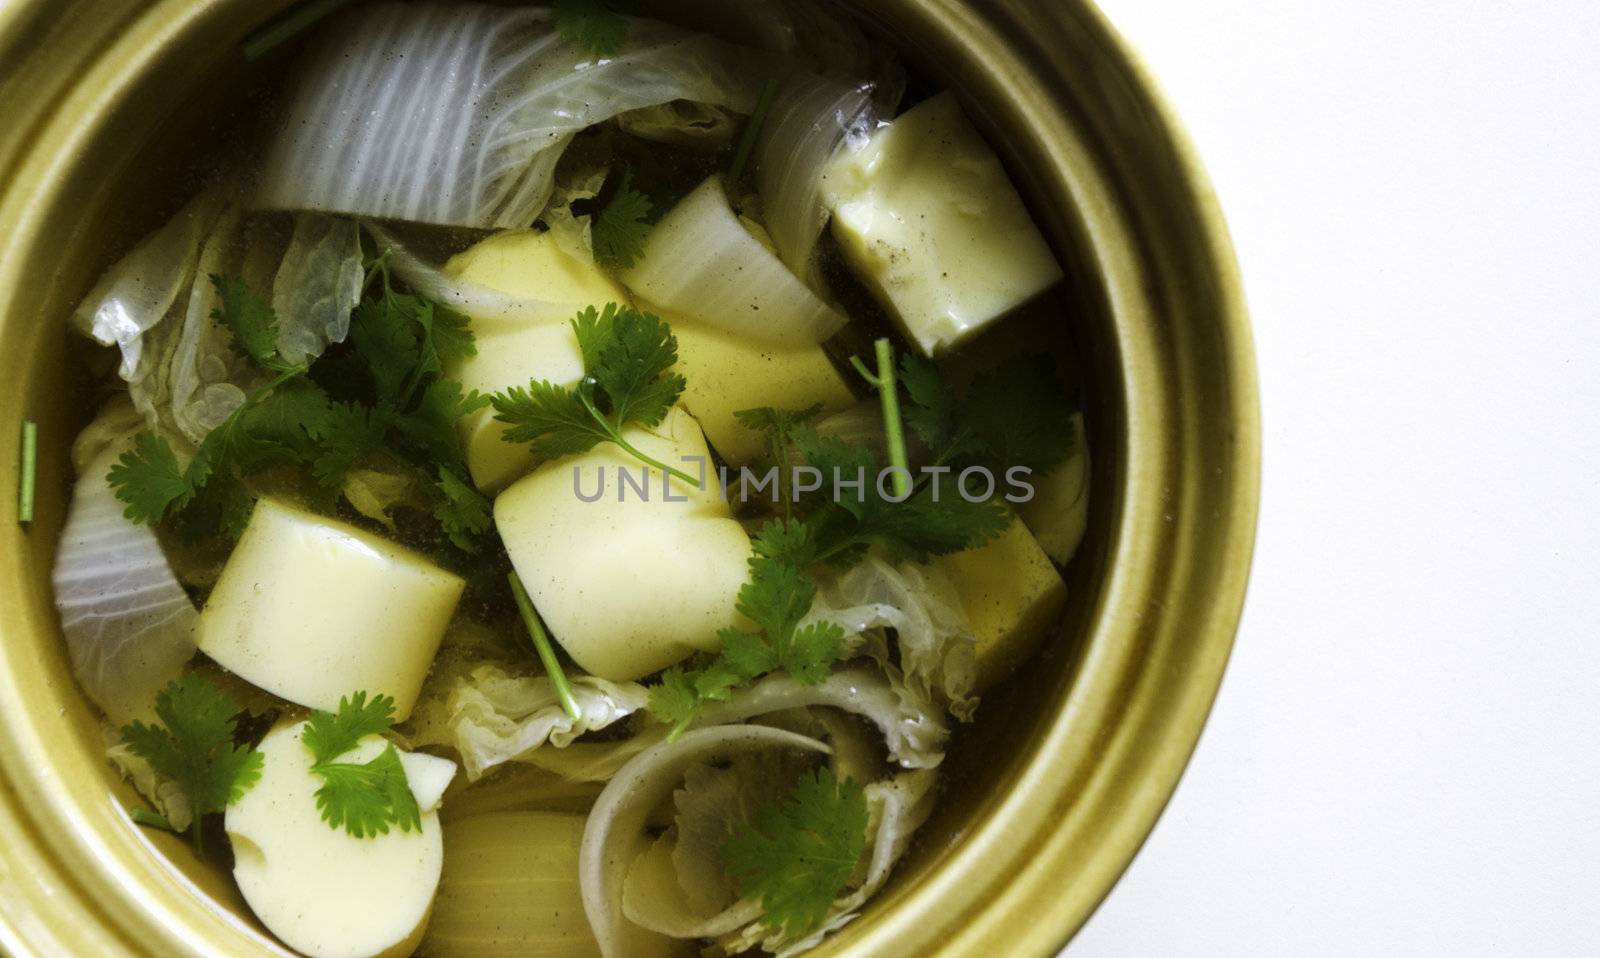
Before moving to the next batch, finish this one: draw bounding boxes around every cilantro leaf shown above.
[900,353,1077,475]
[311,744,422,839]
[592,169,653,270]
[211,274,298,374]
[553,0,633,58]
[107,432,193,524]
[302,691,397,764]
[171,471,255,542]
[959,355,1079,474]
[492,304,691,484]
[592,307,684,428]
[898,354,961,452]
[302,692,421,838]
[492,379,613,458]
[121,674,263,850]
[309,401,392,496]
[647,539,848,734]
[722,767,868,940]
[349,294,420,403]
[648,666,702,732]
[432,467,493,552]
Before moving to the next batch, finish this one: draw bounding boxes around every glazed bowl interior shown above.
[0,1,1258,956]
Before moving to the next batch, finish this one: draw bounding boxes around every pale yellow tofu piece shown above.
[494,407,750,681]
[937,515,1067,691]
[823,91,1064,355]
[442,230,630,491]
[671,316,856,465]
[196,499,464,720]
[225,719,456,958]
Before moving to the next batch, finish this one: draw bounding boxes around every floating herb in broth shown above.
[50,1,1090,956]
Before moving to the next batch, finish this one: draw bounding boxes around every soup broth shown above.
[50,2,1090,956]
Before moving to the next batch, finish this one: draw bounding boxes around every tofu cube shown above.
[671,316,857,465]
[494,407,751,681]
[226,719,455,958]
[196,499,464,720]
[936,514,1067,690]
[443,230,629,490]
[823,91,1064,355]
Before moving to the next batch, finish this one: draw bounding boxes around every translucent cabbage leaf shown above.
[53,403,197,725]
[622,175,846,344]
[717,769,939,956]
[542,166,611,264]
[107,732,195,833]
[73,195,366,445]
[755,75,881,283]
[580,725,830,958]
[808,556,980,720]
[409,661,649,780]
[699,668,947,770]
[618,101,738,149]
[269,214,365,364]
[622,753,805,938]
[256,1,767,229]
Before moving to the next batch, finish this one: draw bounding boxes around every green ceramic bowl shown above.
[0,1,1258,954]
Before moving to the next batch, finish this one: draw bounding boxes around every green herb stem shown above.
[509,572,584,723]
[577,393,701,489]
[18,420,37,525]
[853,339,911,498]
[727,78,780,187]
[243,0,354,61]
[129,808,177,833]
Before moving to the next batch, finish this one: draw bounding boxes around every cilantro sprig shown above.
[900,351,1079,477]
[120,673,264,852]
[591,169,654,270]
[722,767,868,941]
[302,692,421,838]
[650,521,849,736]
[108,258,494,558]
[490,303,697,486]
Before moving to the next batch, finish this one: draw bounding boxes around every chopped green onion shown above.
[509,572,584,723]
[851,340,911,498]
[243,0,354,61]
[726,78,780,187]
[18,420,36,525]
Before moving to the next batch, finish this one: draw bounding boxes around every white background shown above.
[1069,1,1600,955]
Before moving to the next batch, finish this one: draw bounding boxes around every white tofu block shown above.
[442,230,630,491]
[671,316,857,465]
[936,514,1067,691]
[823,91,1065,355]
[494,407,750,681]
[196,499,464,720]
[226,719,456,958]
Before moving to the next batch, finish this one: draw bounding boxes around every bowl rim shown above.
[0,1,1259,956]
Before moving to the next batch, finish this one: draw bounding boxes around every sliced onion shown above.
[52,407,197,725]
[364,223,575,326]
[622,175,846,345]
[699,667,947,769]
[579,726,829,958]
[755,75,880,283]
[257,2,766,229]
